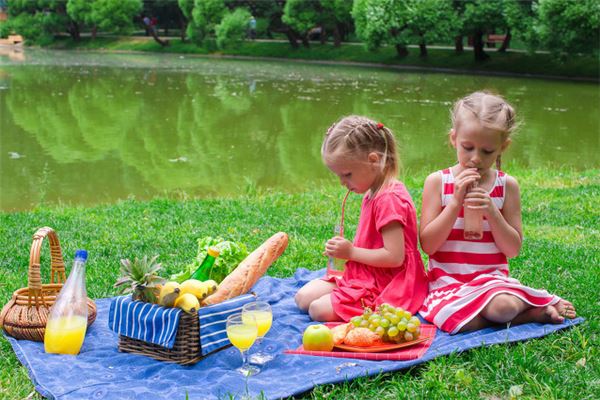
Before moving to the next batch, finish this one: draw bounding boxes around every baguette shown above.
[202,232,288,305]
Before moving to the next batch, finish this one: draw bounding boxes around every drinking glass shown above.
[242,301,274,365]
[226,313,260,376]
[326,225,346,278]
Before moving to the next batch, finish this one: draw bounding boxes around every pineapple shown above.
[114,255,166,303]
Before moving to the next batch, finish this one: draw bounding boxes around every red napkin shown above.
[284,323,436,361]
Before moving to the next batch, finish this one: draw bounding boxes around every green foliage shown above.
[462,0,507,32]
[406,0,461,47]
[535,0,600,55]
[66,0,94,27]
[3,0,69,44]
[282,0,319,36]
[216,7,251,49]
[89,0,142,34]
[503,0,539,51]
[170,236,249,284]
[189,0,225,43]
[352,0,411,52]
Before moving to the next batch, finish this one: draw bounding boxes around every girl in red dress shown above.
[419,91,576,333]
[295,115,428,322]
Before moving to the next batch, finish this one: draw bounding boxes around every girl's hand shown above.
[464,187,497,218]
[324,236,353,260]
[452,168,480,207]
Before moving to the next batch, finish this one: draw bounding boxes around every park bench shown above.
[486,34,506,47]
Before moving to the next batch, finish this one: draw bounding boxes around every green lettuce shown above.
[171,237,248,284]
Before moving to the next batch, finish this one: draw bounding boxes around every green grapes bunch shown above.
[349,303,422,343]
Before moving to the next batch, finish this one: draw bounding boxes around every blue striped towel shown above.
[108,294,255,354]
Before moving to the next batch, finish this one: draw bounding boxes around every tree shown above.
[462,0,507,61]
[178,0,194,40]
[215,7,251,49]
[535,0,599,56]
[407,0,461,57]
[189,0,226,43]
[4,0,71,44]
[319,0,353,46]
[352,0,411,57]
[282,0,318,47]
[90,0,142,34]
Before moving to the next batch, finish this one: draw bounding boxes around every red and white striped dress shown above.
[419,168,559,334]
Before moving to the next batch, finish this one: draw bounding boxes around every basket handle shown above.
[27,227,66,306]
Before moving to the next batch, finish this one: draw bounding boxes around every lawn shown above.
[0,166,598,399]
[48,36,599,81]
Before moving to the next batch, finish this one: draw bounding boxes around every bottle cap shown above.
[75,249,88,261]
[207,247,220,257]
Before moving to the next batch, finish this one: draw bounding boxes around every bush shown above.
[215,8,251,49]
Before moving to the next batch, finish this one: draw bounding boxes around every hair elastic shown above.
[376,123,384,130]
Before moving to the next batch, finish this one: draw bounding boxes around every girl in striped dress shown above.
[419,92,576,334]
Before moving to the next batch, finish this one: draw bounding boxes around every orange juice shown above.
[242,310,272,337]
[227,324,257,351]
[44,316,87,355]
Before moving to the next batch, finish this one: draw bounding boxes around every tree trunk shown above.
[498,30,511,53]
[473,31,489,61]
[455,35,463,53]
[91,26,97,40]
[150,27,169,47]
[395,43,409,58]
[301,35,310,48]
[320,26,326,44]
[68,21,80,41]
[177,7,187,42]
[333,24,341,47]
[419,42,427,57]
[284,31,299,48]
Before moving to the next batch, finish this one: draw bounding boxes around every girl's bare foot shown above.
[515,300,575,325]
[554,299,576,319]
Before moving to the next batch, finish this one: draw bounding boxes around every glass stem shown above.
[240,349,248,368]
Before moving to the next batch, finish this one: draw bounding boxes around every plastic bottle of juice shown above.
[44,250,89,355]
[463,182,483,240]
[191,247,220,281]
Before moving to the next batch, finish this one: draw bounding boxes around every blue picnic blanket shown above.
[5,268,583,400]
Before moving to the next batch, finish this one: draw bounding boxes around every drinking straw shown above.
[339,190,351,237]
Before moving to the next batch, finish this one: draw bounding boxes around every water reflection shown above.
[0,50,598,211]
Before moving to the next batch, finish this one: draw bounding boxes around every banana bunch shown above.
[157,279,218,313]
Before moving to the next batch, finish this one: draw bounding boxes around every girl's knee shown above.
[484,294,522,322]
[308,298,336,322]
[295,289,311,312]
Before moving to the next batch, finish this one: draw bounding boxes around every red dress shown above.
[326,181,428,321]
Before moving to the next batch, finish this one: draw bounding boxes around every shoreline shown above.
[37,37,599,83]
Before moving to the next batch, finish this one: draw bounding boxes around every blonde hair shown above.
[321,115,399,193]
[451,91,518,170]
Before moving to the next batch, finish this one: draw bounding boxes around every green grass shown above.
[1,166,599,399]
[47,36,599,81]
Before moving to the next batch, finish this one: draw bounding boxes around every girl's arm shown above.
[325,221,405,268]
[465,175,522,257]
[419,169,479,255]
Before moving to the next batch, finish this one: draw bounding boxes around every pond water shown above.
[1,49,598,211]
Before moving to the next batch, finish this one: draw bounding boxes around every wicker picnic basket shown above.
[0,227,97,342]
[118,310,206,365]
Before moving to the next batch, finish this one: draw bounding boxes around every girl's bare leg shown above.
[459,295,577,333]
[308,293,339,322]
[512,299,576,325]
[295,279,336,312]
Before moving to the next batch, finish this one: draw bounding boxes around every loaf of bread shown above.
[201,232,288,305]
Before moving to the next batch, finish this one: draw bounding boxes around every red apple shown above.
[302,324,334,351]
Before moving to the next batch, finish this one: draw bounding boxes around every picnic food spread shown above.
[302,303,423,351]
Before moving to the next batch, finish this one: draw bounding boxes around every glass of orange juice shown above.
[242,301,273,365]
[226,313,259,376]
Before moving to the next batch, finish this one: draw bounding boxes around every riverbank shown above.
[1,167,598,399]
[47,37,599,82]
